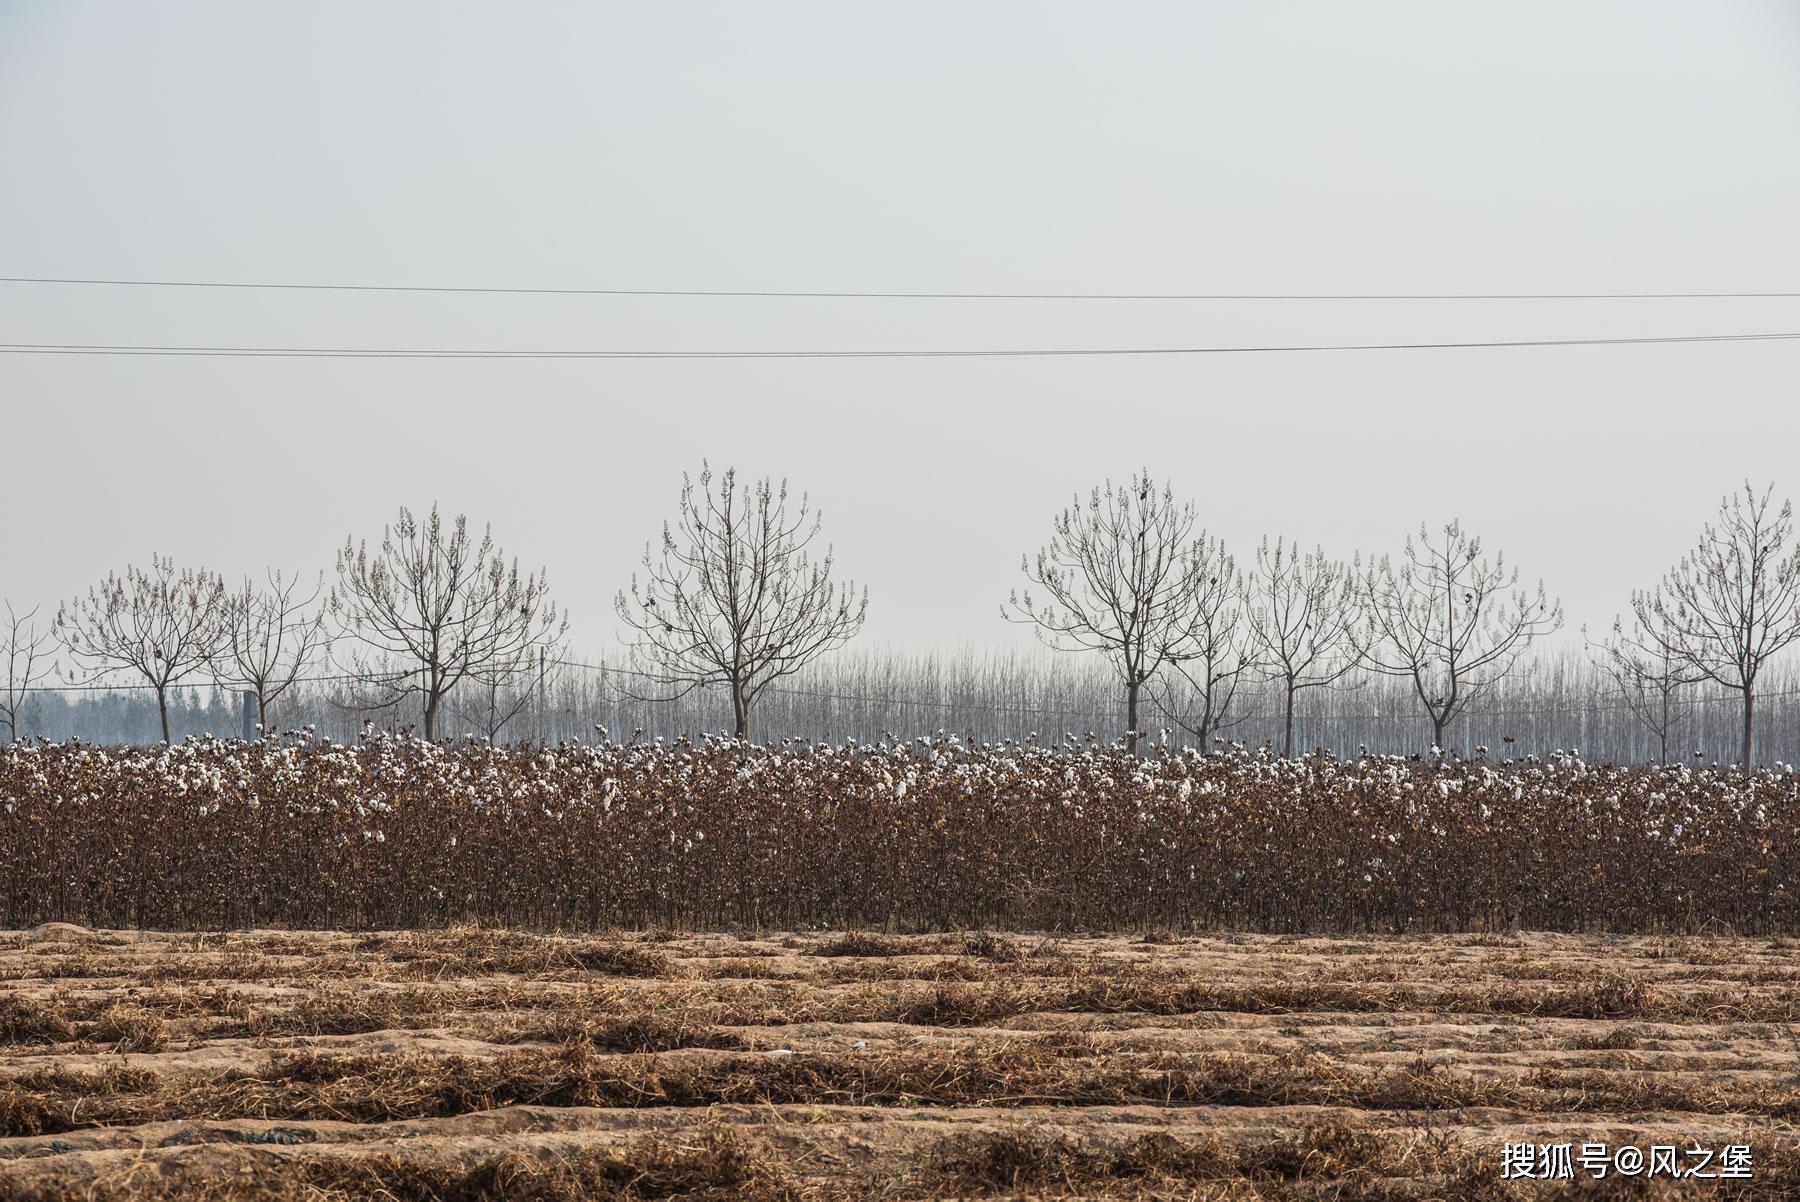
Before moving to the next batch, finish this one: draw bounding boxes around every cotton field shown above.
[3,734,1796,933]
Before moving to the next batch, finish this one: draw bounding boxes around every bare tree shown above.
[1629,482,1800,770]
[1590,617,1701,763]
[54,556,229,743]
[1152,536,1257,749]
[1246,538,1361,757]
[1006,473,1223,753]
[1353,521,1562,752]
[210,571,328,735]
[333,505,565,741]
[2,601,54,743]
[449,635,563,741]
[617,464,866,740]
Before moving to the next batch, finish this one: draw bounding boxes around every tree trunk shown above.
[423,692,439,741]
[1126,680,1140,755]
[1657,688,1670,763]
[1282,681,1297,759]
[156,686,171,744]
[1741,686,1755,772]
[1430,712,1447,754]
[731,679,749,741]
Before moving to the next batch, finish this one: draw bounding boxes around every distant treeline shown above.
[16,646,1800,766]
[8,477,1799,764]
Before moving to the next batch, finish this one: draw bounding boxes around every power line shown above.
[4,332,1800,360]
[5,275,1800,301]
[39,670,372,694]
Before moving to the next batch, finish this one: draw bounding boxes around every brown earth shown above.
[0,926,1794,1199]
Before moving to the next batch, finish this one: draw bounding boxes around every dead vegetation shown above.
[928,1120,1402,1193]
[1,928,1795,1200]
[7,738,1800,934]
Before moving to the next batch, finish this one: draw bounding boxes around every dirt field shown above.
[1,927,1795,1200]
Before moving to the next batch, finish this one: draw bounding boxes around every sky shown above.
[2,1,1799,656]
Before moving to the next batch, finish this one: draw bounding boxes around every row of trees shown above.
[5,515,563,745]
[1005,476,1798,767]
[1005,476,1561,755]
[4,472,1798,765]
[1,465,862,745]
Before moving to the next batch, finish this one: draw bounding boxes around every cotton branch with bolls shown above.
[1352,521,1561,753]
[616,464,867,741]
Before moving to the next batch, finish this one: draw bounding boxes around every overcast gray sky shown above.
[2,1,1798,653]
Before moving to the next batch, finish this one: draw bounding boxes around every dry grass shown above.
[929,1119,1406,1195]
[0,1125,801,1202]
[0,998,75,1045]
[377,929,675,979]
[811,931,909,957]
[483,1011,750,1053]
[2,929,1795,1200]
[87,1004,168,1053]
[8,1022,1799,1134]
